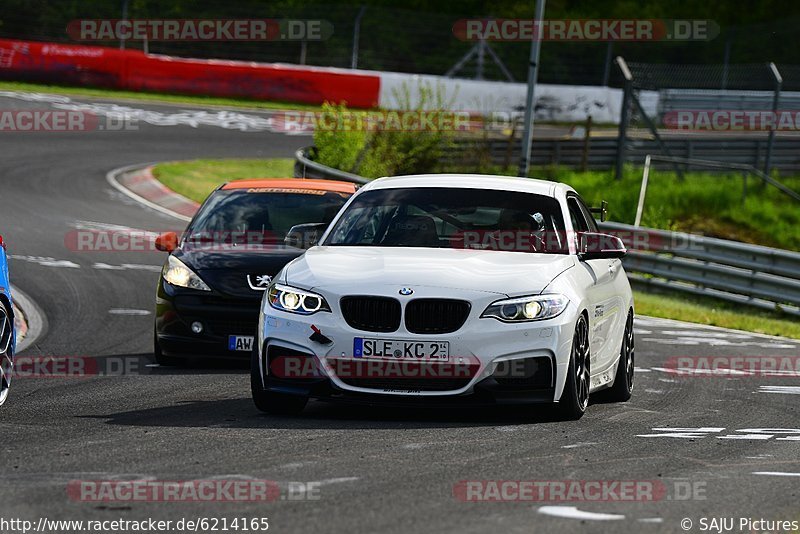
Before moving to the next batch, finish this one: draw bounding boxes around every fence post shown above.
[581,115,592,171]
[351,6,366,69]
[764,62,782,177]
[615,57,633,180]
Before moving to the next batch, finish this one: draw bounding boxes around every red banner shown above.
[0,39,380,108]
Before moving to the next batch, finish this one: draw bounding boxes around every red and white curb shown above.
[10,284,46,353]
[106,163,199,222]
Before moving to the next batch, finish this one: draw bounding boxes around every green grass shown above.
[152,158,295,203]
[0,81,323,112]
[634,290,800,339]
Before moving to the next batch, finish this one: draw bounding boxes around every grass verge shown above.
[634,290,800,339]
[152,158,295,203]
[0,81,323,112]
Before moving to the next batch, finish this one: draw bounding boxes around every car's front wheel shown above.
[0,300,13,406]
[558,314,590,420]
[250,346,308,416]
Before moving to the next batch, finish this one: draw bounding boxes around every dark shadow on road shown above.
[81,397,570,430]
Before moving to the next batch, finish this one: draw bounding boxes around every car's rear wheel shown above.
[250,346,308,416]
[0,300,13,406]
[558,314,590,420]
[602,310,635,402]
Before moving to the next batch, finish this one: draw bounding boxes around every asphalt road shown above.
[0,92,798,534]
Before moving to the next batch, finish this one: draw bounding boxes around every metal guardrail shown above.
[600,221,800,316]
[294,148,800,316]
[444,136,800,172]
[293,147,369,185]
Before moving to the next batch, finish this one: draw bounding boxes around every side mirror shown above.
[588,200,608,222]
[285,223,328,250]
[154,231,179,253]
[578,232,626,260]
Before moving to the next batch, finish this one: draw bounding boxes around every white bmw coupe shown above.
[252,174,634,419]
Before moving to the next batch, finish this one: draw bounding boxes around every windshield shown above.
[186,189,350,246]
[324,187,568,254]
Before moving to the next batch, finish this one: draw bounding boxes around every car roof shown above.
[360,174,575,197]
[221,178,357,194]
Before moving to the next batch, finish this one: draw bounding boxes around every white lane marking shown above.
[561,442,598,449]
[537,506,624,521]
[93,263,162,272]
[106,165,192,222]
[636,315,800,343]
[752,472,800,477]
[10,255,80,268]
[634,367,651,373]
[643,338,700,345]
[73,220,161,237]
[638,518,664,523]
[644,389,664,394]
[316,477,359,486]
[108,309,151,316]
[758,386,800,395]
[658,378,678,383]
[633,329,652,335]
[660,330,752,339]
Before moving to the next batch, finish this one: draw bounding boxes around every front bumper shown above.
[155,279,261,358]
[256,296,579,403]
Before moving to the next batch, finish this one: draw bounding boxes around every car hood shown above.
[284,246,575,296]
[175,245,304,298]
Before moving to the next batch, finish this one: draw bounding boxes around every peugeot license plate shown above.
[228,335,254,352]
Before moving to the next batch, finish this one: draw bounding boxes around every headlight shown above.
[482,294,568,322]
[268,284,330,315]
[162,255,211,291]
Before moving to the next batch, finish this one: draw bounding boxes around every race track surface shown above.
[0,92,798,534]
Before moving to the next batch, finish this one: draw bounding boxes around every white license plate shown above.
[353,338,449,361]
[228,335,254,352]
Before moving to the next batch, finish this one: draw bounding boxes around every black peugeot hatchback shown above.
[153,178,355,364]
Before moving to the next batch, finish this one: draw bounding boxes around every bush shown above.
[313,81,455,179]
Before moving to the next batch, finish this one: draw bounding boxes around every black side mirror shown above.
[578,232,626,260]
[588,200,608,222]
[284,223,328,250]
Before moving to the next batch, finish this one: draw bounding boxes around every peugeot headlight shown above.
[482,294,568,322]
[268,284,330,315]
[162,255,211,291]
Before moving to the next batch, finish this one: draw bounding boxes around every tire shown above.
[0,299,13,406]
[250,345,308,416]
[558,314,590,420]
[153,331,183,367]
[602,310,635,402]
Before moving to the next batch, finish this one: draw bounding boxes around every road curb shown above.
[10,284,46,353]
[106,163,199,222]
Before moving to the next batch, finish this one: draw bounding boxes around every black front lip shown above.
[262,376,556,407]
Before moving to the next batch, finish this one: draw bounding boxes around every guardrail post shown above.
[764,62,782,177]
[615,57,632,181]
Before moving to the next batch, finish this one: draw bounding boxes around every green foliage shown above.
[313,81,455,179]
